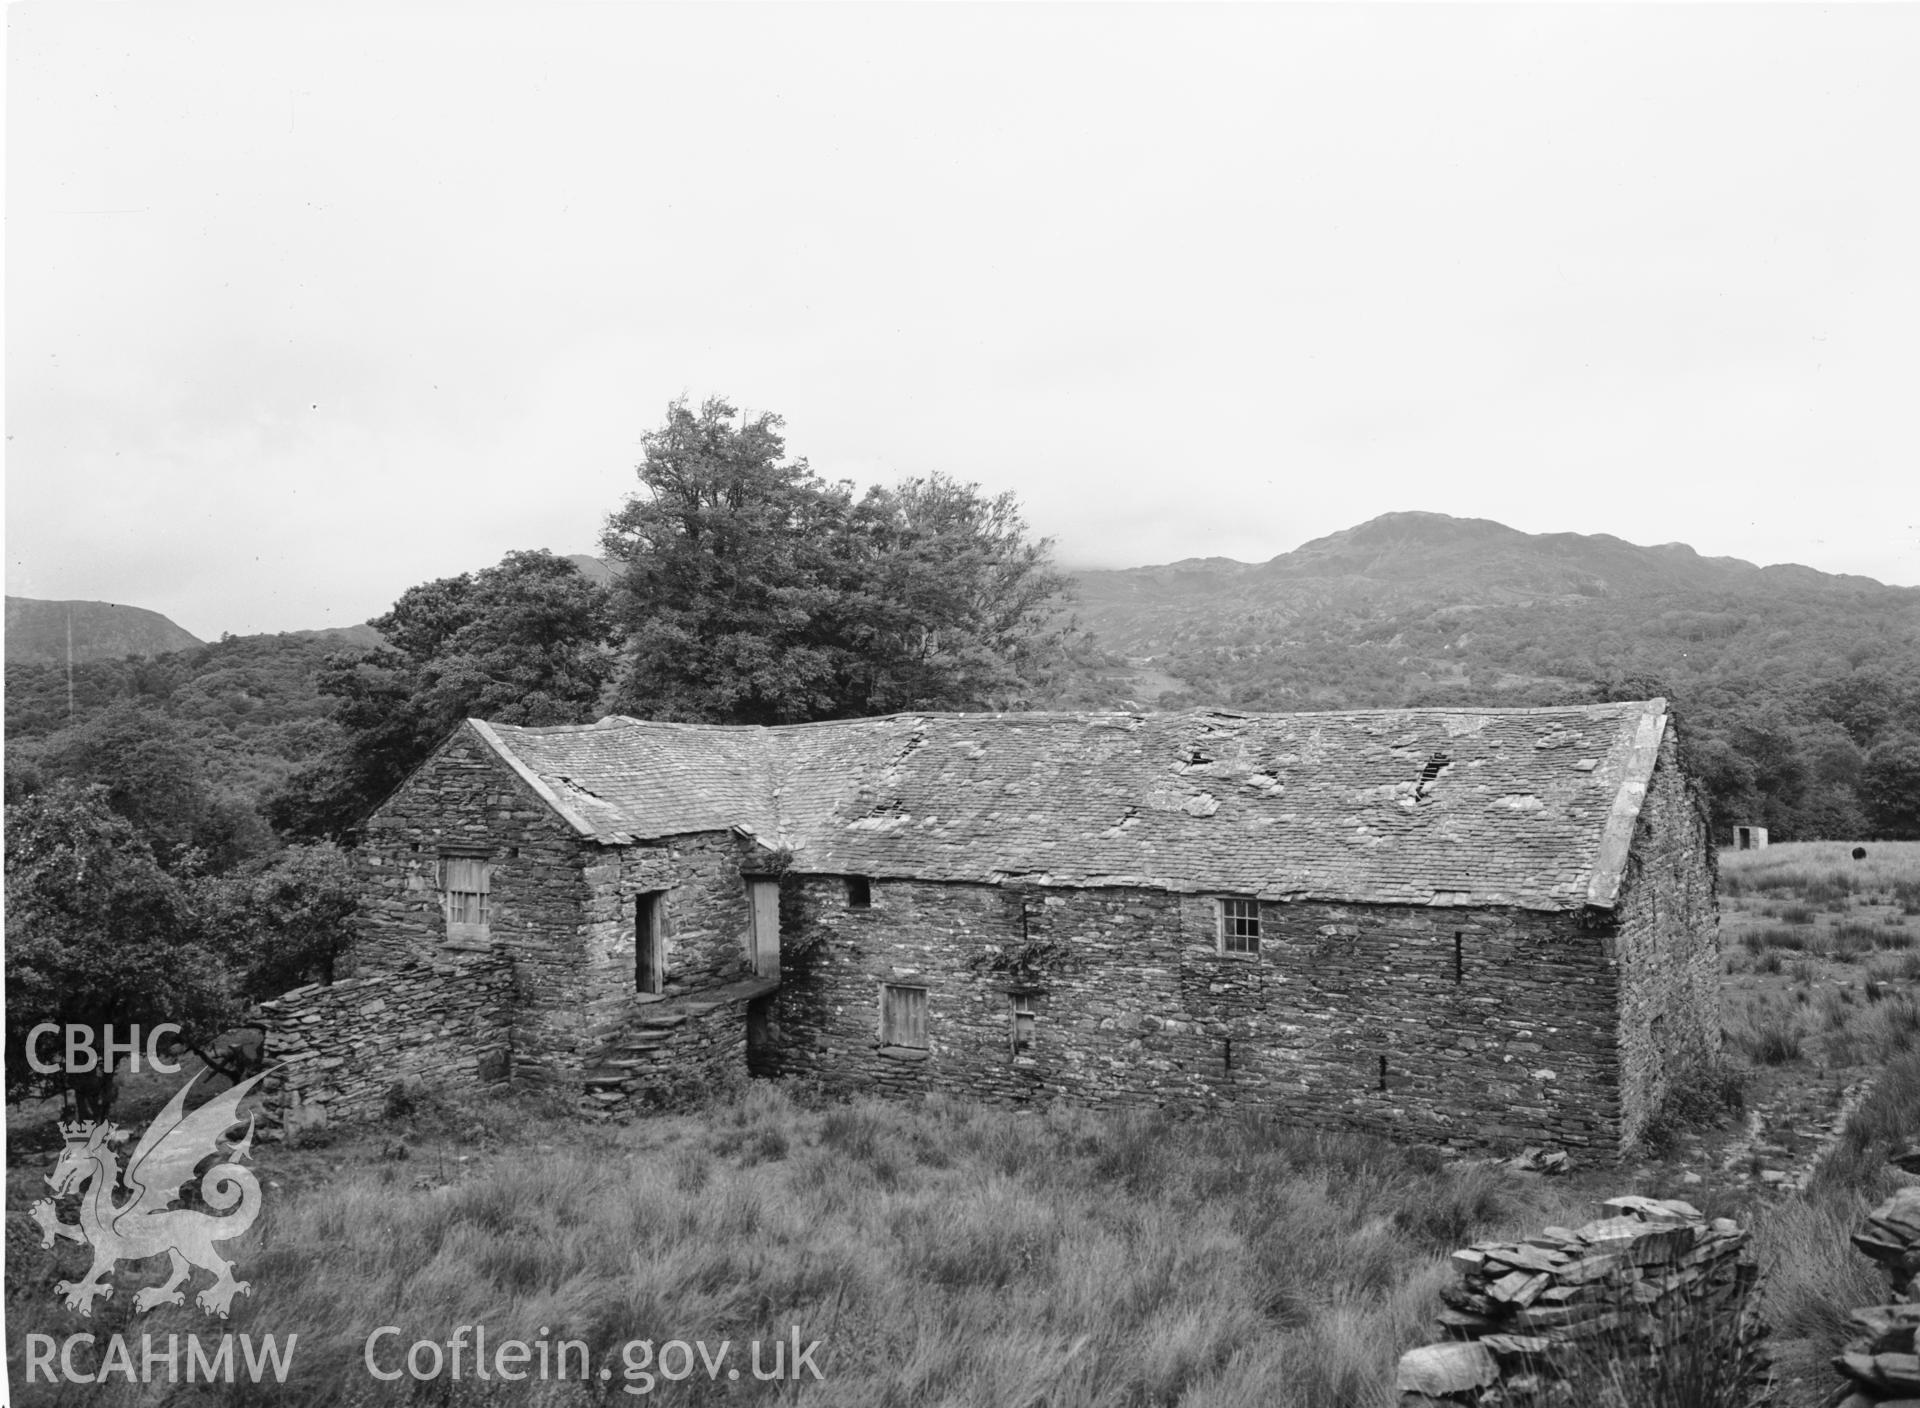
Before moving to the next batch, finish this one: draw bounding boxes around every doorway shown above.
[636,891,665,994]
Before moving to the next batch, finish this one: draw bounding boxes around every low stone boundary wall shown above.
[1396,1196,1761,1405]
[581,975,778,1115]
[1831,1186,1920,1406]
[254,949,513,1136]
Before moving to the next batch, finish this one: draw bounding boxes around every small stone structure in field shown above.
[1830,1186,1920,1406]
[1733,824,1768,850]
[1395,1195,1762,1406]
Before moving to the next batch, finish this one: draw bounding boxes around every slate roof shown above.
[467,700,1671,912]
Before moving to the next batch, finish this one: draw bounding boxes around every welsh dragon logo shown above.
[30,1068,274,1319]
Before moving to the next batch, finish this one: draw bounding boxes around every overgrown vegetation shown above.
[6,1082,1592,1407]
[1637,1054,1749,1156]
[2,783,359,1117]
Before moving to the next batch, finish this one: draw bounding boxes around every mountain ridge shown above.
[1068,511,1915,663]
[4,596,206,666]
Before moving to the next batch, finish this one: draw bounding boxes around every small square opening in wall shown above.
[847,876,873,910]
[1218,898,1260,955]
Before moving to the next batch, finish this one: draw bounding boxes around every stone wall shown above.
[1832,1186,1920,1406]
[354,723,599,1088]
[1606,726,1723,1145]
[354,727,770,1099]
[1395,1196,1762,1406]
[581,832,759,1002]
[759,873,1627,1148]
[252,949,513,1134]
[577,975,778,1115]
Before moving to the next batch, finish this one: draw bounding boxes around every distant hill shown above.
[1071,511,1907,660]
[1063,512,1920,841]
[565,553,618,587]
[273,623,387,651]
[4,596,205,666]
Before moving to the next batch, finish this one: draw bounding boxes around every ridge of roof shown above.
[484,698,1653,739]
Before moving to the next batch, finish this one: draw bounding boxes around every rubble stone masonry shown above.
[761,875,1632,1147]
[317,711,1719,1148]
[1605,727,1722,1145]
[350,725,763,1103]
[254,950,513,1132]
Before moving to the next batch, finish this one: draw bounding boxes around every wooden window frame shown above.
[440,853,492,946]
[879,983,929,1050]
[1217,897,1260,956]
[1010,991,1037,1054]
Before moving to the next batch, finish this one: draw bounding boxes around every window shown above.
[1218,898,1260,955]
[880,984,928,1049]
[1010,993,1036,1053]
[442,856,491,944]
[847,876,873,910]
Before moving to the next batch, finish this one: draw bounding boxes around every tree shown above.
[271,550,617,839]
[267,650,426,840]
[32,701,269,871]
[401,550,619,733]
[835,474,1075,714]
[602,396,1078,724]
[202,843,360,1002]
[1862,733,1920,839]
[603,397,853,723]
[5,783,237,1120]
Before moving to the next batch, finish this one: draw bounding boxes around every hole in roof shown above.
[1419,752,1450,783]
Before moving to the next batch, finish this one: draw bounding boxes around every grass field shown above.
[7,843,1919,1407]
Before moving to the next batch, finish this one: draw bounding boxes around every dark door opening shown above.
[636,892,664,994]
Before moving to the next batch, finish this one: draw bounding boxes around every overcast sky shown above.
[7,3,1919,640]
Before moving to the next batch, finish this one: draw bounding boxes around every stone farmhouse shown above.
[258,698,1719,1151]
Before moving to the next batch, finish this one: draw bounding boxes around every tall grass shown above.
[7,1086,1618,1408]
[1719,841,1920,900]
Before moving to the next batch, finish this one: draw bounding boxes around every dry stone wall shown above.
[1608,729,1723,1144]
[1395,1196,1761,1406]
[1831,1186,1920,1406]
[761,872,1629,1148]
[252,949,513,1134]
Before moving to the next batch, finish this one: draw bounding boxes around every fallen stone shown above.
[1396,1342,1498,1397]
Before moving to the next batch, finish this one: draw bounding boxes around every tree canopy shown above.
[4,783,237,1118]
[271,549,617,838]
[601,396,1078,724]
